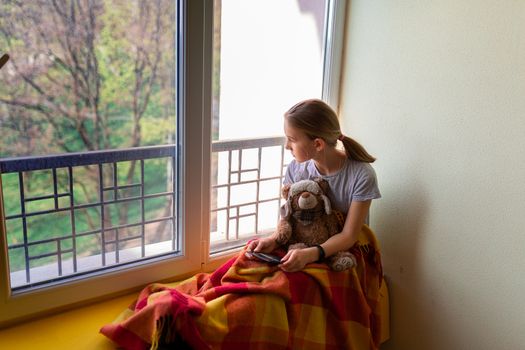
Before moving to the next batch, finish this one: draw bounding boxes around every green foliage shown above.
[1,0,177,155]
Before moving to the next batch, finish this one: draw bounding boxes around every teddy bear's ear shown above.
[280,200,292,219]
[281,184,291,199]
[314,177,329,194]
[321,194,332,215]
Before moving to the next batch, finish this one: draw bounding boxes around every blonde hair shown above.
[284,99,376,163]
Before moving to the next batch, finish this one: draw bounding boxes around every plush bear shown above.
[273,178,356,271]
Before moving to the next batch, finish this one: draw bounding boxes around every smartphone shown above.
[245,251,281,264]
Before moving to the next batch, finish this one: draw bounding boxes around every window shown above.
[1,0,181,289]
[0,0,345,326]
[208,0,346,256]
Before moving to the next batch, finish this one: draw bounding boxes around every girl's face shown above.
[284,120,317,163]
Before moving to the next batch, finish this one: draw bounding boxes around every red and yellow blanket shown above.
[100,225,388,350]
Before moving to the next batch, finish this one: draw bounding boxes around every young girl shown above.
[247,99,381,272]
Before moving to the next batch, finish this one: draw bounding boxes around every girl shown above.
[247,99,381,272]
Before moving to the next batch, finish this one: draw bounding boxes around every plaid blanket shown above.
[100,225,386,350]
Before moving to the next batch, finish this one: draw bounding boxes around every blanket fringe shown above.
[153,314,192,350]
[151,314,173,350]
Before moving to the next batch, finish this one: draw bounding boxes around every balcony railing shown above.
[210,136,288,253]
[0,137,288,291]
[0,146,178,291]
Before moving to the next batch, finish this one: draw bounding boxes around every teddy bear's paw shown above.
[333,255,357,271]
[289,243,307,250]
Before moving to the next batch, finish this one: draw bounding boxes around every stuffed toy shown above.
[273,178,357,271]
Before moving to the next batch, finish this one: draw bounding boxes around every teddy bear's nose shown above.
[298,191,317,210]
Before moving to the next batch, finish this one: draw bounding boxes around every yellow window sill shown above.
[0,292,136,349]
[0,255,234,349]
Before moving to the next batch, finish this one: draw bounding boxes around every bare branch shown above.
[0,97,73,152]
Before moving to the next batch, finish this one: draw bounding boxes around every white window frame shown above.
[0,0,346,327]
[323,0,347,111]
[0,0,213,327]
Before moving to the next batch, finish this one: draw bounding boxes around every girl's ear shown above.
[313,138,325,152]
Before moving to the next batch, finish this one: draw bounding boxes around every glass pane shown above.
[213,0,326,140]
[0,0,178,291]
[0,0,177,156]
[210,0,326,252]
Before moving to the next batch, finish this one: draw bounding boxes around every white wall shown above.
[339,1,525,349]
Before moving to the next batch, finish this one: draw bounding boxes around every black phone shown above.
[245,251,281,264]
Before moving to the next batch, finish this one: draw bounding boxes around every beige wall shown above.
[339,1,525,349]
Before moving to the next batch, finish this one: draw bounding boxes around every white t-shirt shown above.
[283,158,381,213]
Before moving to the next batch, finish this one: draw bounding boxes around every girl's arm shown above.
[321,199,371,257]
[279,199,371,272]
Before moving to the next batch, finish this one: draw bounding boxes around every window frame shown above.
[323,0,347,111]
[0,0,213,327]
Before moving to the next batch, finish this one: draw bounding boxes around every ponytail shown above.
[285,99,377,163]
[340,135,376,163]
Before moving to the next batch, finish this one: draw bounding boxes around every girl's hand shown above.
[246,237,277,253]
[279,247,318,272]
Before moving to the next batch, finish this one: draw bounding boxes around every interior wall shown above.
[339,1,525,349]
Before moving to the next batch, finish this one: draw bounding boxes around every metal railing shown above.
[210,136,288,253]
[1,146,178,290]
[0,137,288,290]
